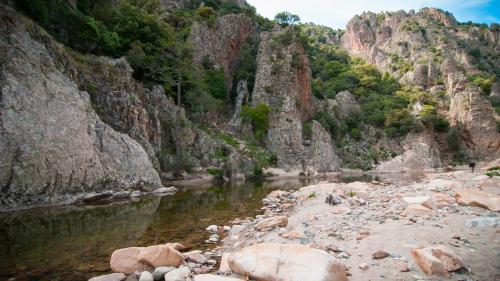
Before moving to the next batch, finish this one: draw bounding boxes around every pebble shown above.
[359,263,369,270]
[395,260,409,272]
[372,250,389,259]
[139,271,153,281]
[206,225,218,233]
[152,267,175,281]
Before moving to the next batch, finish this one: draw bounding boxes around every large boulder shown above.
[110,245,183,274]
[376,132,441,172]
[227,243,347,281]
[455,189,500,211]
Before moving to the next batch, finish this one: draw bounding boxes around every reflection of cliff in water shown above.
[0,198,161,280]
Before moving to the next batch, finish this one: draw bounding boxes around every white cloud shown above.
[246,0,494,29]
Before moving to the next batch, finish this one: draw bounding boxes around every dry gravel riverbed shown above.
[91,160,499,281]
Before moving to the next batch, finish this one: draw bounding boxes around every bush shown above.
[384,108,419,137]
[241,103,271,142]
[350,128,361,140]
[207,167,224,180]
[302,121,313,139]
[204,69,227,100]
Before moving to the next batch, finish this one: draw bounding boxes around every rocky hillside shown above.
[0,1,498,210]
[341,8,499,159]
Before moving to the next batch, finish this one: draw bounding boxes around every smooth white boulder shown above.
[227,243,347,281]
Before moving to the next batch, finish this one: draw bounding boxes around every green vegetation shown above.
[468,72,496,95]
[389,54,413,73]
[308,192,316,199]
[307,41,416,138]
[302,121,313,140]
[207,167,224,180]
[486,166,500,178]
[401,19,425,34]
[216,133,239,148]
[241,103,271,142]
[274,11,300,27]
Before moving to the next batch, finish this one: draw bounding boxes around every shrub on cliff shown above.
[241,103,271,142]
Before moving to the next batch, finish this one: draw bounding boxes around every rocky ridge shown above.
[341,8,500,159]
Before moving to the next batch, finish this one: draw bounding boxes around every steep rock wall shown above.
[190,14,256,92]
[251,28,339,172]
[0,6,161,210]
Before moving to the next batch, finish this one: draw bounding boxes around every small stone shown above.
[359,263,369,270]
[152,267,175,280]
[164,266,190,281]
[281,230,306,239]
[395,260,409,272]
[138,271,153,281]
[254,216,288,231]
[183,251,208,264]
[130,191,142,198]
[89,273,126,281]
[404,204,434,217]
[372,250,389,259]
[206,225,218,233]
[325,194,342,205]
[402,196,435,209]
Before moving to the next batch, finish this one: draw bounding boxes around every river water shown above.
[0,175,378,281]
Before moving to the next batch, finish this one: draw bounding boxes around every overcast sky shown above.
[246,0,500,29]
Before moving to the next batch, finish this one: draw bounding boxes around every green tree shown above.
[241,103,271,142]
[274,11,300,27]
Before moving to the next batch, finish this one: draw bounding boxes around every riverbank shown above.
[90,160,499,281]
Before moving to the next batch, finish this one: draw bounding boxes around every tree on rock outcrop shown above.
[274,11,300,27]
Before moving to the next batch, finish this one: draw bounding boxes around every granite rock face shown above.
[190,14,256,93]
[376,131,442,172]
[0,6,162,210]
[341,8,499,159]
[251,27,339,173]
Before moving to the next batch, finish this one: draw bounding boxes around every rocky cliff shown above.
[251,27,340,173]
[190,13,256,92]
[341,8,499,159]
[0,5,258,210]
[0,6,161,210]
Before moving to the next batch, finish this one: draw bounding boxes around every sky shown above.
[246,0,500,29]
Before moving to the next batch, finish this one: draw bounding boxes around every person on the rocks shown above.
[469,162,476,173]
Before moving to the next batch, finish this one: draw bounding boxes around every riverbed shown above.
[0,175,380,281]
